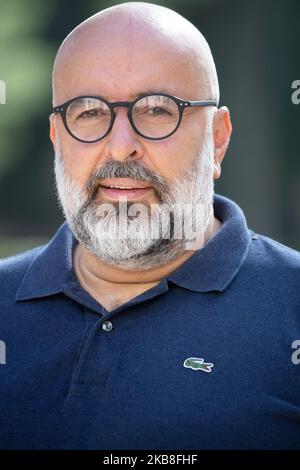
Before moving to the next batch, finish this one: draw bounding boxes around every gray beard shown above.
[54,138,214,270]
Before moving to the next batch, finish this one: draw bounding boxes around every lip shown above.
[100,178,151,189]
[99,178,152,200]
[99,186,152,199]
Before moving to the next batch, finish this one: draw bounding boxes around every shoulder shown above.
[240,231,300,299]
[248,231,300,269]
[0,245,45,296]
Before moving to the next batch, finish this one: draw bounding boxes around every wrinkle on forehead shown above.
[52,2,219,105]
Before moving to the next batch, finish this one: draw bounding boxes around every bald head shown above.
[52,2,219,106]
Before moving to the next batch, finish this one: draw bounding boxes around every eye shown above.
[148,106,171,116]
[77,109,102,120]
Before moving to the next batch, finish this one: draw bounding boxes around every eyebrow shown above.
[135,90,170,98]
[95,90,174,101]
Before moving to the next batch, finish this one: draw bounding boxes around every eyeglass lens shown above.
[65,95,180,141]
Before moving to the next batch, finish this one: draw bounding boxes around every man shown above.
[0,1,300,450]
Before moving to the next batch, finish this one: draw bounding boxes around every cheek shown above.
[59,138,104,186]
[55,119,106,185]
[149,131,200,179]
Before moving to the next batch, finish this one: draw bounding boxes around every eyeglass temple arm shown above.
[187,100,218,107]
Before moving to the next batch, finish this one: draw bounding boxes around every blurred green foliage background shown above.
[0,0,300,256]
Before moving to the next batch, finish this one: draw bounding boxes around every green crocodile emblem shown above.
[183,357,214,373]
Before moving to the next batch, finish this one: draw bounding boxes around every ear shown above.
[49,113,57,149]
[212,106,232,179]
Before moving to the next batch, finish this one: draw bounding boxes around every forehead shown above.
[54,27,202,104]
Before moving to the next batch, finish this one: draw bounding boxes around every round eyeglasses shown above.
[53,93,217,143]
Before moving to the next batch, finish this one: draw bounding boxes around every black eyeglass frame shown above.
[52,93,218,143]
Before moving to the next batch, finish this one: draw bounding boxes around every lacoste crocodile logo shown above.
[183,357,214,373]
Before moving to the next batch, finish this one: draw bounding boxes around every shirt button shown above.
[102,321,113,332]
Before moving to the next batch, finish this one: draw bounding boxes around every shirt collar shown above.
[168,194,251,292]
[16,222,77,301]
[16,193,251,301]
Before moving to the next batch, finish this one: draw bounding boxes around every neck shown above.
[73,215,222,293]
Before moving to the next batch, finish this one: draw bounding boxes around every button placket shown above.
[67,315,119,399]
[70,317,104,384]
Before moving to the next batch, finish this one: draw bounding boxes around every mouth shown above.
[99,178,153,199]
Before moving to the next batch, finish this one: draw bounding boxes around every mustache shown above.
[86,160,170,202]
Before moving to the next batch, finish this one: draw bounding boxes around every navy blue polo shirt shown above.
[0,193,300,450]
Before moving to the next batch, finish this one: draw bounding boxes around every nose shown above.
[103,107,143,162]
